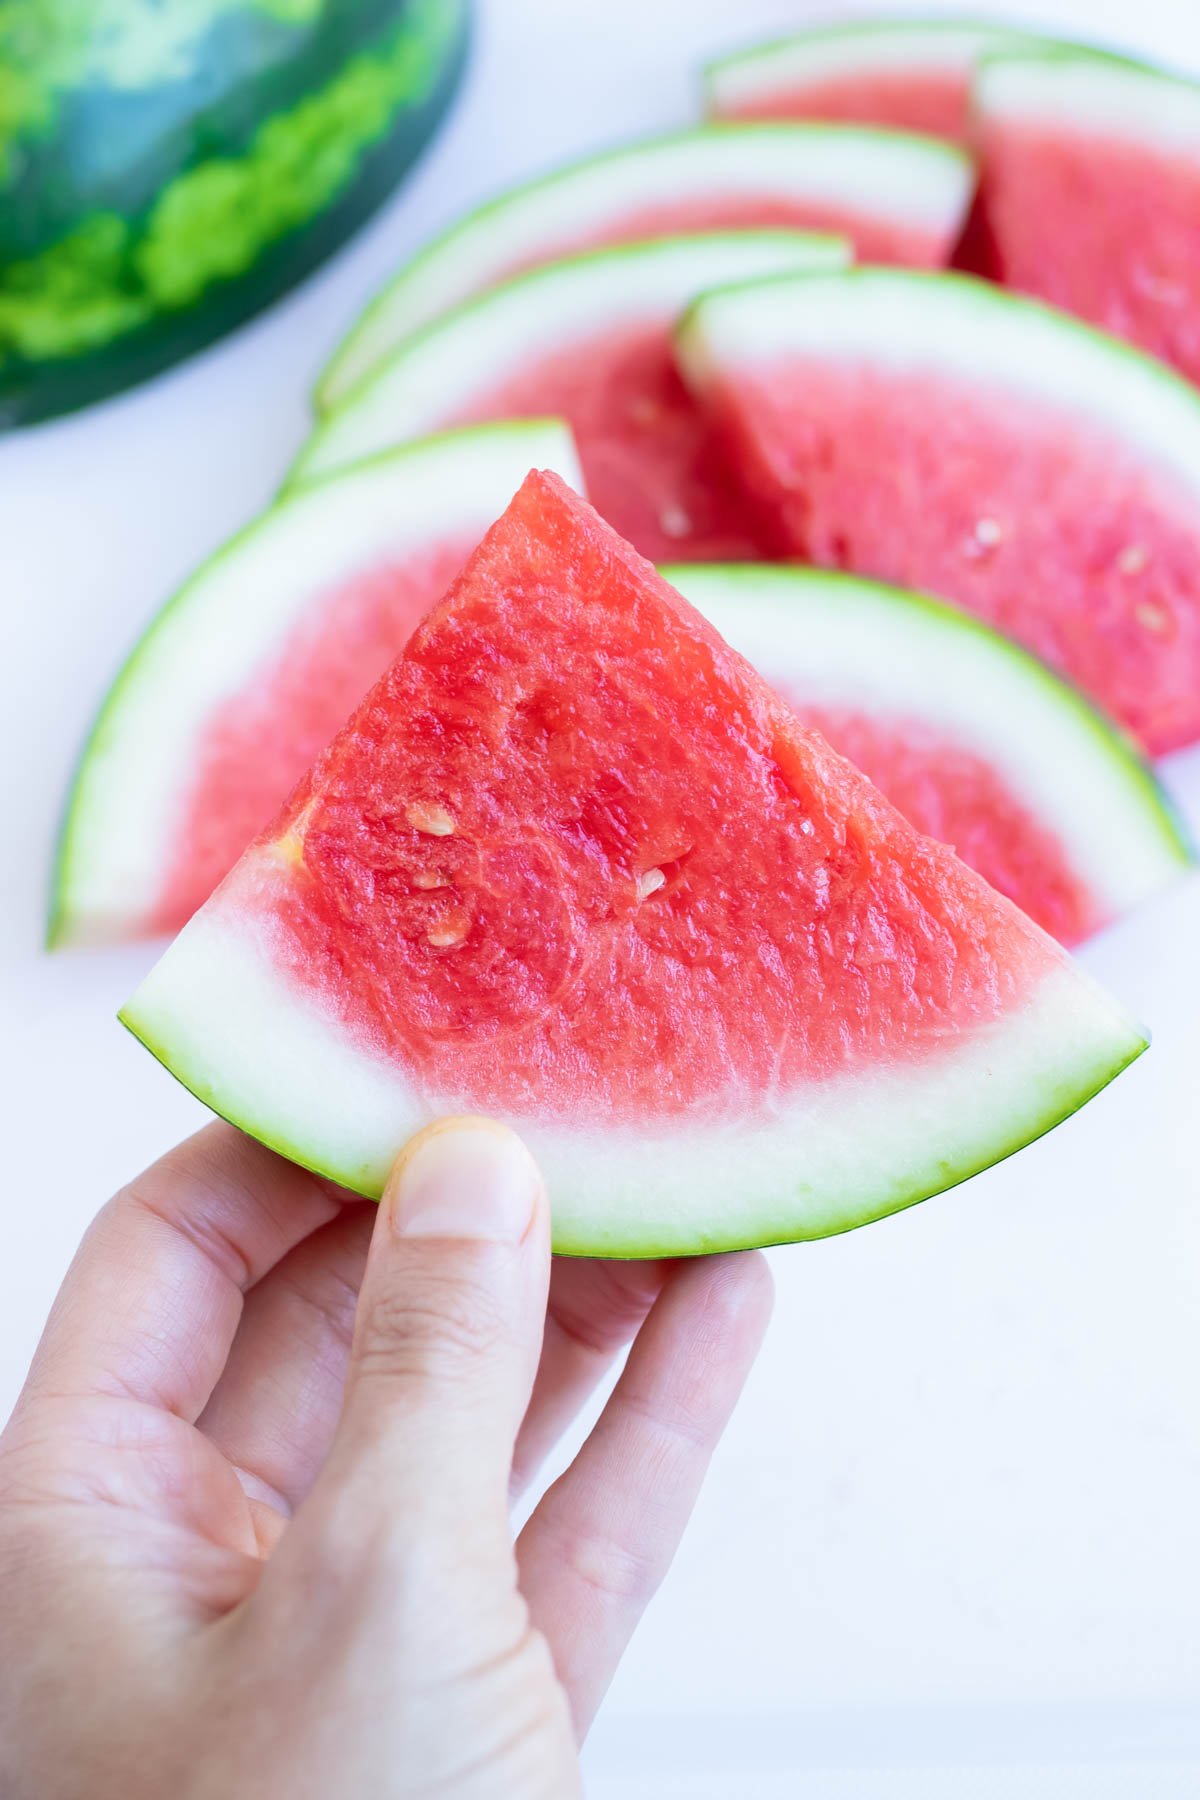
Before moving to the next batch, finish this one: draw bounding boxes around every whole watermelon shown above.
[0,0,470,427]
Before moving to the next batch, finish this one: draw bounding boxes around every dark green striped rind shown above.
[0,0,469,427]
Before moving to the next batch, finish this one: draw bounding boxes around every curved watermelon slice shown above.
[677,269,1200,756]
[316,123,972,409]
[121,472,1146,1256]
[972,51,1200,386]
[51,419,583,948]
[293,231,849,563]
[666,565,1190,946]
[703,17,1040,142]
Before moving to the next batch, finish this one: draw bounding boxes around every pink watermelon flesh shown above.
[789,703,1097,944]
[716,73,971,143]
[255,471,1057,1124]
[708,364,1200,755]
[153,541,470,934]
[451,326,774,563]
[506,193,950,275]
[975,120,1200,386]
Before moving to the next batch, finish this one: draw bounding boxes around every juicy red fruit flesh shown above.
[792,705,1100,945]
[976,120,1200,387]
[715,72,972,143]
[709,363,1200,754]
[263,472,1046,1126]
[154,542,471,934]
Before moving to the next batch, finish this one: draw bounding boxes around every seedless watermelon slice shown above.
[704,17,1041,142]
[678,269,1200,755]
[122,473,1145,1256]
[316,123,972,408]
[666,565,1190,946]
[51,419,583,947]
[972,51,1200,386]
[293,231,848,563]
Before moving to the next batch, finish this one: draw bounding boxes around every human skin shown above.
[0,1116,772,1798]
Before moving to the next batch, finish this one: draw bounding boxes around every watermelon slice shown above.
[121,472,1146,1256]
[972,51,1200,386]
[293,231,849,563]
[50,419,583,948]
[666,565,1190,946]
[703,17,1040,142]
[677,269,1200,756]
[316,123,972,409]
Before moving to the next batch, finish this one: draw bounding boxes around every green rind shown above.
[47,416,569,950]
[117,998,1148,1257]
[0,0,469,428]
[659,562,1194,880]
[314,119,971,413]
[701,17,1127,106]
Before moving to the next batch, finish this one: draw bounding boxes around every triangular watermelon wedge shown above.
[121,473,1146,1256]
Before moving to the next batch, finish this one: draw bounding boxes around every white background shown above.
[2,2,1200,1794]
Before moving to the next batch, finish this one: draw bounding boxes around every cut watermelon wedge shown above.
[704,17,1041,142]
[316,123,972,409]
[121,472,1146,1256]
[293,231,848,563]
[972,50,1200,386]
[51,419,583,948]
[666,565,1191,946]
[677,269,1200,756]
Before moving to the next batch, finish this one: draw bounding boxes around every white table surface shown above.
[2,1,1199,1793]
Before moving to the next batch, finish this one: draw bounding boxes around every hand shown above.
[0,1117,771,1798]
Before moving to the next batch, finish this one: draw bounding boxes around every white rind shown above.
[318,126,971,407]
[122,856,1144,1255]
[707,19,1037,115]
[54,420,583,945]
[677,269,1200,506]
[667,567,1190,921]
[976,52,1200,160]
[295,231,850,487]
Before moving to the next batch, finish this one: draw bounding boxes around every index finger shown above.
[20,1122,343,1423]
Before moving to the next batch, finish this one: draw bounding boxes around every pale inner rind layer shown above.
[296,231,850,486]
[121,859,1145,1256]
[976,53,1200,158]
[676,269,1200,506]
[707,20,1036,112]
[666,567,1190,917]
[318,126,970,406]
[53,420,583,945]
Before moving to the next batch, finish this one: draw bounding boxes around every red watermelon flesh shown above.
[791,705,1096,945]
[153,544,469,935]
[451,326,775,564]
[700,360,1200,755]
[719,71,969,140]
[251,473,1055,1119]
[974,122,1200,385]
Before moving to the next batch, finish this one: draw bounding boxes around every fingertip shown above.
[382,1115,546,1246]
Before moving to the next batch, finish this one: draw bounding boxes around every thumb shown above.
[306,1116,550,1541]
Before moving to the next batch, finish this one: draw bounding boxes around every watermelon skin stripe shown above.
[665,564,1192,933]
[120,867,1146,1257]
[0,0,469,428]
[315,121,973,411]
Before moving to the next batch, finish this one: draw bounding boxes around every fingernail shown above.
[385,1117,541,1242]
